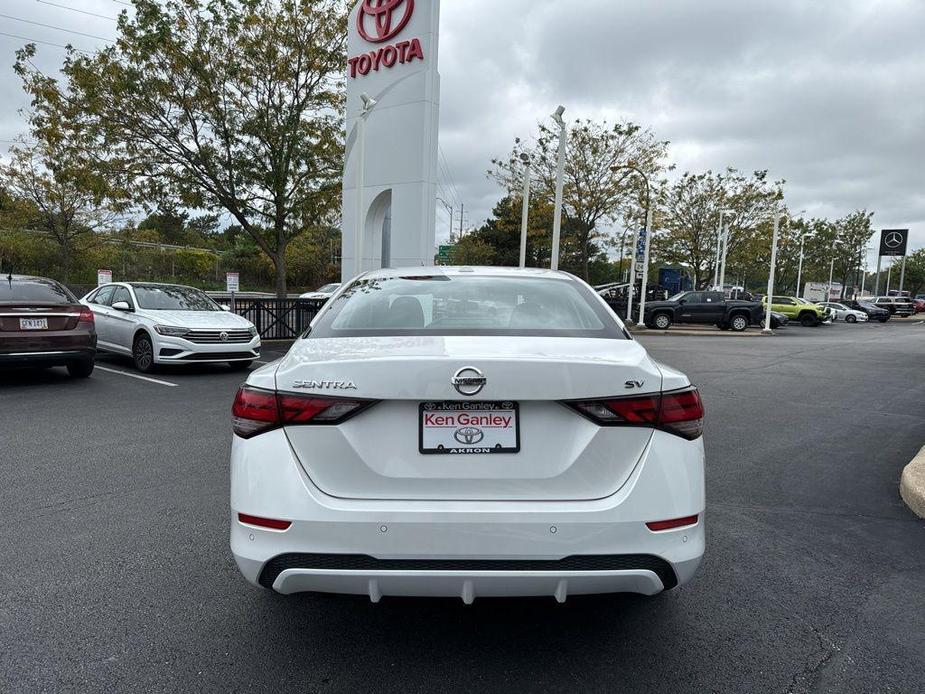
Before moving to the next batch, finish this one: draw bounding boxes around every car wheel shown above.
[66,359,94,378]
[845,314,857,323]
[879,317,889,323]
[800,313,818,327]
[229,361,253,371]
[653,313,672,330]
[730,315,749,332]
[133,333,156,373]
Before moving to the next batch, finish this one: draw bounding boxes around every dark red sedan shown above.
[0,274,97,377]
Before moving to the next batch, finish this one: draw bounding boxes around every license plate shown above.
[419,402,520,455]
[20,318,48,330]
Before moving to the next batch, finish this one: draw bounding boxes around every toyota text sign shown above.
[879,229,908,257]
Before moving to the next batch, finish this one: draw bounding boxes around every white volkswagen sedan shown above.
[81,282,260,372]
[230,267,704,603]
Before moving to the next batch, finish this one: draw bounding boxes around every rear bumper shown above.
[0,348,95,367]
[230,429,706,601]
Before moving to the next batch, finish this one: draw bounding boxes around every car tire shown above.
[879,317,889,323]
[229,361,253,371]
[653,313,672,330]
[799,313,818,327]
[133,333,156,373]
[729,314,749,332]
[846,314,857,324]
[66,359,94,378]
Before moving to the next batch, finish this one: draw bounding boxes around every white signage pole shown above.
[342,0,441,282]
[518,153,532,268]
[550,106,567,271]
[637,207,653,325]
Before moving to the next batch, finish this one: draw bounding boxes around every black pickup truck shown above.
[642,291,764,331]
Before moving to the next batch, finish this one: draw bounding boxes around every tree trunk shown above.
[274,251,287,299]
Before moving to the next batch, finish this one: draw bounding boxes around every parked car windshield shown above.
[317,284,340,293]
[133,285,221,311]
[0,276,75,303]
[310,274,626,339]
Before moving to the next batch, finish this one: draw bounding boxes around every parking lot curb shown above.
[629,328,763,337]
[900,446,925,519]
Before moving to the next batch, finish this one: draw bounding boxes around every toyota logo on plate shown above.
[451,367,486,396]
[454,427,485,445]
[357,0,414,43]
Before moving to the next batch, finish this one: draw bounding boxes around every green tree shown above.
[900,249,925,298]
[658,169,784,289]
[489,119,668,280]
[0,141,117,283]
[16,0,347,297]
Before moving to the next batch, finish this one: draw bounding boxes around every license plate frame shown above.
[419,401,520,455]
[19,318,48,330]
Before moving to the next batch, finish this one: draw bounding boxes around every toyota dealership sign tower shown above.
[341,0,441,281]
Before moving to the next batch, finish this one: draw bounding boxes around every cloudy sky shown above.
[2,0,923,264]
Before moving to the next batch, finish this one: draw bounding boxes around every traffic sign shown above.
[226,272,240,293]
[97,269,112,286]
[437,245,454,265]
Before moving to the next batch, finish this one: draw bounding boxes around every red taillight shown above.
[237,513,291,531]
[232,386,375,439]
[646,515,699,532]
[78,306,94,324]
[565,387,704,440]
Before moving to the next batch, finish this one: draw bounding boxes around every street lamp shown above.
[718,210,736,291]
[354,92,377,277]
[827,233,842,302]
[610,165,651,325]
[550,105,567,271]
[518,152,532,268]
[713,209,734,289]
[763,210,790,334]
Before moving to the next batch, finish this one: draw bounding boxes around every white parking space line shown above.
[95,366,179,387]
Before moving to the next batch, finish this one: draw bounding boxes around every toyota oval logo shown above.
[357,0,414,43]
[219,331,229,342]
[451,367,486,396]
[454,427,485,445]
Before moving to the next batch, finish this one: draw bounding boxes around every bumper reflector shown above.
[646,515,699,532]
[238,513,292,531]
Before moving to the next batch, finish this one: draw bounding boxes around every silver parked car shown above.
[81,283,260,372]
[817,302,868,323]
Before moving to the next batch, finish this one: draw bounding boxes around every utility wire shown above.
[35,1,118,21]
[0,12,113,42]
[0,30,86,51]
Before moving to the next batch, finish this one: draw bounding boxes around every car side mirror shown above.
[221,304,231,312]
[112,301,132,312]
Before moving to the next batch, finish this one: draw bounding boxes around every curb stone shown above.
[900,445,925,519]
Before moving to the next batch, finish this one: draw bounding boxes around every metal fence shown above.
[216,297,328,340]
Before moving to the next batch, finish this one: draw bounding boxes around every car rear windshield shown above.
[308,274,626,339]
[133,285,220,311]
[0,277,75,303]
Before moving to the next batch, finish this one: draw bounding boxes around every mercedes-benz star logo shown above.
[219,331,229,342]
[451,367,486,397]
[357,0,414,43]
[454,427,485,445]
[885,231,904,249]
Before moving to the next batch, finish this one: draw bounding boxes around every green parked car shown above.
[761,296,829,327]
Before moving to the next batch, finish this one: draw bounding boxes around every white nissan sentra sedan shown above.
[230,267,704,603]
[81,282,260,372]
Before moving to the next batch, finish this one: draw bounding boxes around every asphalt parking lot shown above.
[2,321,924,693]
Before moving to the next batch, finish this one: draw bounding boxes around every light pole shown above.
[354,92,376,277]
[763,210,785,334]
[518,153,532,268]
[713,209,734,289]
[437,197,453,242]
[826,233,842,301]
[638,206,654,325]
[550,105,567,271]
[718,210,736,291]
[610,165,651,325]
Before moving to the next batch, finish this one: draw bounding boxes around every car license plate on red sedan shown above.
[19,318,48,330]
[419,402,520,455]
